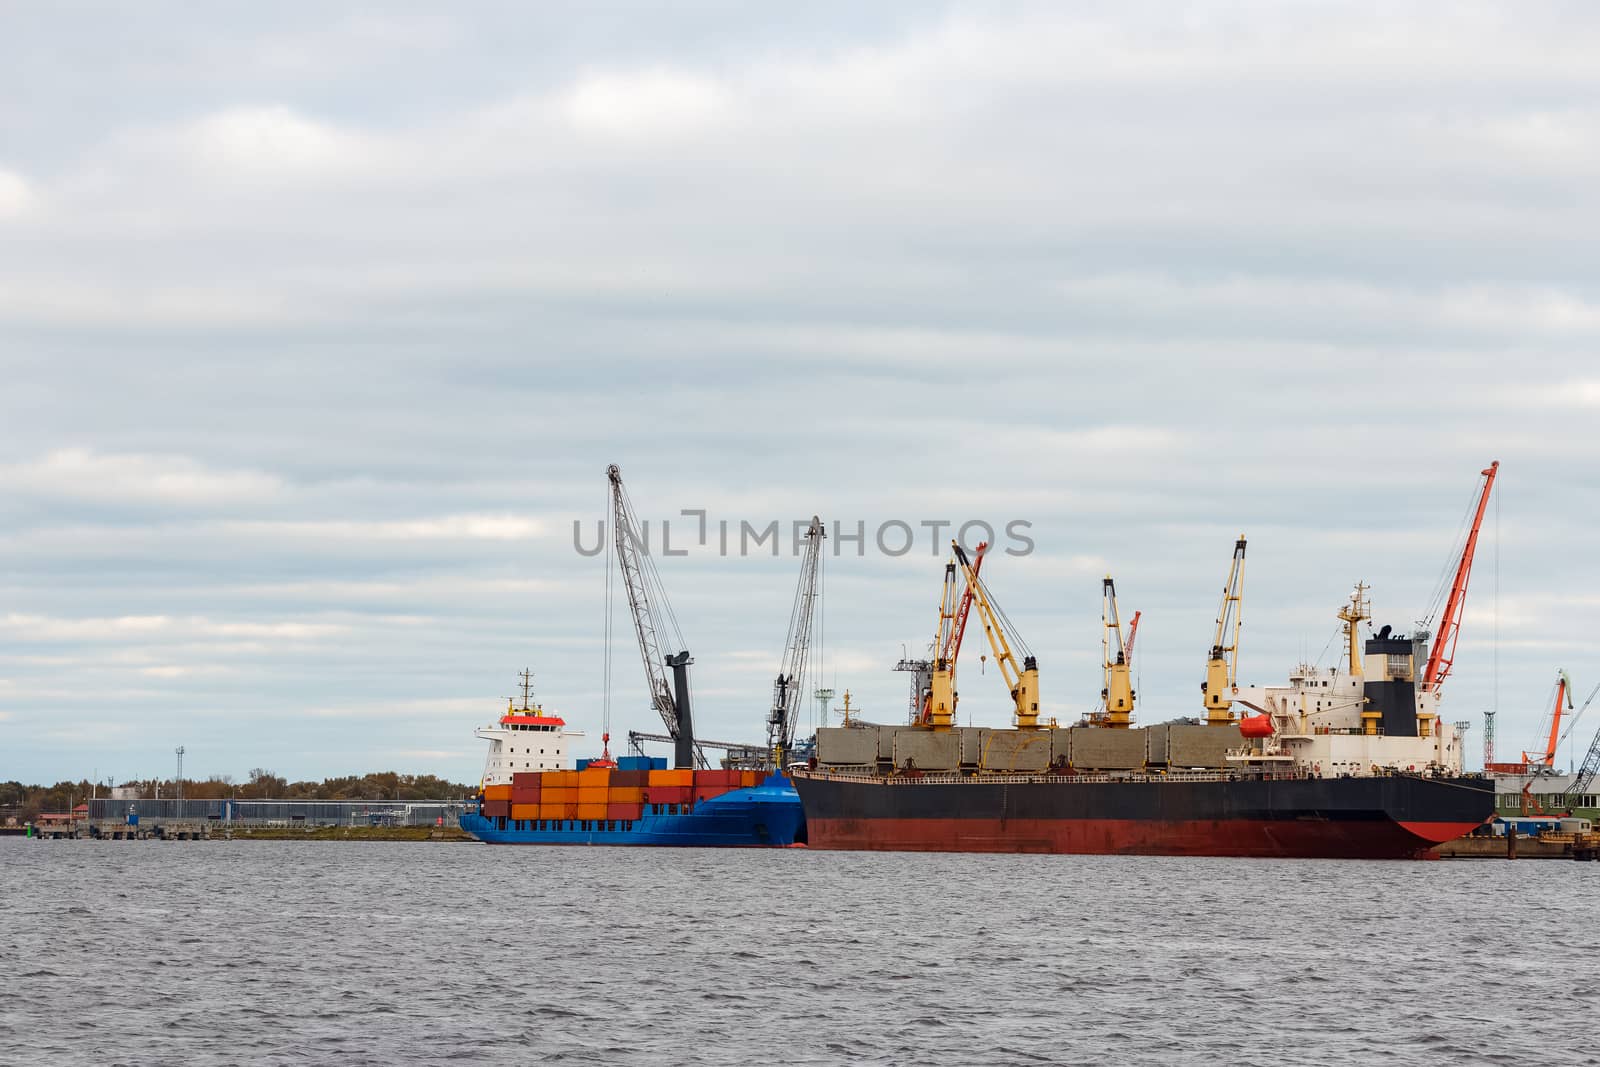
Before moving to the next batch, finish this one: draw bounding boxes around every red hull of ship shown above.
[806,816,1484,859]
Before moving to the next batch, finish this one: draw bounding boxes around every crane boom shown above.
[1423,461,1499,692]
[1522,670,1572,768]
[926,559,961,728]
[924,542,987,725]
[1202,536,1246,726]
[768,516,824,764]
[1101,577,1135,728]
[953,541,1040,728]
[607,464,705,768]
[1563,720,1600,809]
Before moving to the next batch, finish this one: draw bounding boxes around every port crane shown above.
[1522,670,1573,768]
[1420,461,1499,694]
[768,516,824,767]
[607,464,705,769]
[1099,578,1136,728]
[924,541,988,727]
[952,541,1041,728]
[1562,715,1600,812]
[1202,536,1246,726]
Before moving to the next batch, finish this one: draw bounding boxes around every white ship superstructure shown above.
[1230,586,1466,776]
[476,671,584,787]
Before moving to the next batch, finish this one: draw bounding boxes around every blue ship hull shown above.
[460,775,805,847]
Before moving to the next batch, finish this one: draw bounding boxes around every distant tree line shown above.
[0,771,472,822]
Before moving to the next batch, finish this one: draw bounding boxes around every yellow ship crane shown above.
[1202,536,1247,727]
[925,555,962,728]
[1100,577,1136,728]
[953,541,1041,728]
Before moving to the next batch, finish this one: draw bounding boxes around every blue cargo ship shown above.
[460,772,805,847]
[460,681,805,847]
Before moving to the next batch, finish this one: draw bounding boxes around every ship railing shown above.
[796,768,1315,785]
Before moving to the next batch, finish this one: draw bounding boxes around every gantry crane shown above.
[923,541,988,726]
[1100,577,1136,729]
[953,541,1041,728]
[1522,670,1573,769]
[1202,536,1246,726]
[1421,461,1499,694]
[1561,714,1600,812]
[607,464,705,769]
[768,516,824,767]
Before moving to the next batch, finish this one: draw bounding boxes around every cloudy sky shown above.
[4,2,1598,785]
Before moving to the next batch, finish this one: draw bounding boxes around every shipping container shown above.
[647,785,690,804]
[511,771,540,787]
[510,803,538,820]
[575,802,607,820]
[577,767,612,787]
[648,768,694,787]
[740,770,761,787]
[542,787,578,803]
[606,802,644,821]
[539,802,576,820]
[694,769,741,787]
[607,786,646,804]
[483,784,512,802]
[615,755,666,771]
[510,788,539,805]
[544,771,578,788]
[577,786,609,804]
[481,799,511,818]
[610,769,650,787]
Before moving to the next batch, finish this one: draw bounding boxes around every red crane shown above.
[1124,610,1142,663]
[1422,461,1499,693]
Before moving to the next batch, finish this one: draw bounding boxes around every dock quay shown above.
[1435,828,1600,860]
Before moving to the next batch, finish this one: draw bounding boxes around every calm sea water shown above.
[1,838,1594,1066]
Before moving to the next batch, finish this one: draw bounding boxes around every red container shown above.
[647,786,689,805]
[610,769,650,787]
[606,802,644,821]
[481,800,511,818]
[694,769,741,787]
[511,771,541,787]
[693,786,733,803]
[510,787,540,805]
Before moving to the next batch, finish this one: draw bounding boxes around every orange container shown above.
[544,771,578,788]
[606,802,644,821]
[483,784,512,802]
[740,770,761,787]
[575,802,608,820]
[647,768,693,787]
[510,803,539,820]
[608,786,645,804]
[541,786,578,803]
[577,767,611,787]
[539,801,576,820]
[577,786,609,804]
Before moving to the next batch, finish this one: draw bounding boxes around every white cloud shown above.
[0,449,283,504]
[161,105,389,181]
[561,69,734,138]
[0,167,34,220]
[218,515,543,541]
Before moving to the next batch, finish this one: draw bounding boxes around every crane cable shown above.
[1420,475,1487,629]
[602,482,615,751]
